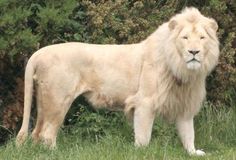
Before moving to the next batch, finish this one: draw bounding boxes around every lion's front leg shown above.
[134,99,156,147]
[176,117,205,156]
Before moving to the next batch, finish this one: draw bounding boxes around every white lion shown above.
[16,7,219,156]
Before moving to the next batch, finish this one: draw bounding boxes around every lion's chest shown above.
[156,82,204,121]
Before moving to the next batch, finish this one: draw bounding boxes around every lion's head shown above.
[165,8,219,81]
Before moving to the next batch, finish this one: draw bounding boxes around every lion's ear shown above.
[209,19,218,32]
[168,19,177,30]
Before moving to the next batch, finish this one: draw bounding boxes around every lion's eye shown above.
[200,36,205,40]
[183,36,188,40]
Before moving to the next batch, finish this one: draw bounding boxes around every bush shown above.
[0,0,235,144]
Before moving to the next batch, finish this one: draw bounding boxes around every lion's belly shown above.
[83,91,124,111]
[83,74,139,110]
[79,56,141,110]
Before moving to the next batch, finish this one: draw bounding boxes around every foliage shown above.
[64,96,131,141]
[65,106,128,141]
[0,0,235,144]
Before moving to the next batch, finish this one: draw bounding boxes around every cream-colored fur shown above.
[16,7,219,156]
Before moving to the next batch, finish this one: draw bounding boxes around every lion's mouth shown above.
[187,58,200,63]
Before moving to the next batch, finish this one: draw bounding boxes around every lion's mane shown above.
[125,8,219,121]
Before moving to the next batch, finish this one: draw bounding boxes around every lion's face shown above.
[176,24,208,70]
[167,8,219,75]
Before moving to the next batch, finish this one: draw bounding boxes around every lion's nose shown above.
[188,50,200,55]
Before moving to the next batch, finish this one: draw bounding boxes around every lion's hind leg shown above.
[31,85,44,144]
[32,76,77,148]
[40,91,73,148]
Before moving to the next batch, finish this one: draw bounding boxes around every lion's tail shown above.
[16,57,35,146]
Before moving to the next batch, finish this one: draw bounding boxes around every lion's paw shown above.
[16,131,28,147]
[195,149,206,156]
[189,149,206,156]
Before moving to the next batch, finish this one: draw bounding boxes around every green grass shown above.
[0,105,236,160]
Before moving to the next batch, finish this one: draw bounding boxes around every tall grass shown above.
[0,103,235,160]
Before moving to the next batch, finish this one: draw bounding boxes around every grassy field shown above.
[0,105,236,160]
